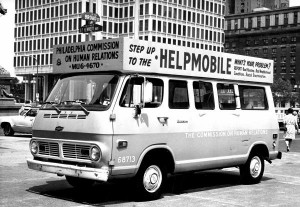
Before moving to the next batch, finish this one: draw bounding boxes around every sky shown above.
[0,0,300,78]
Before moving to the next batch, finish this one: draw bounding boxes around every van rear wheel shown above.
[135,161,166,200]
[65,176,95,188]
[240,152,264,184]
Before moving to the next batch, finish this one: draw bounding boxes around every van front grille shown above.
[36,141,92,161]
[62,143,91,160]
[38,141,59,157]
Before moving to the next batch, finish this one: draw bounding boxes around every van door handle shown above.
[199,113,206,117]
[157,117,168,125]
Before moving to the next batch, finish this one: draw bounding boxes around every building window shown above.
[281,56,286,63]
[246,40,251,46]
[291,46,296,53]
[281,37,287,43]
[284,13,288,25]
[291,56,296,62]
[272,48,277,54]
[272,38,277,43]
[263,48,268,54]
[294,12,298,24]
[139,20,143,32]
[266,15,270,27]
[290,65,296,73]
[263,39,268,45]
[281,47,286,53]
[257,17,261,28]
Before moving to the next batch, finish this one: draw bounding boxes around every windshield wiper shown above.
[64,100,90,116]
[44,101,61,114]
[77,104,90,116]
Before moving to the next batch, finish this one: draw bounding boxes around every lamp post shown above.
[23,55,39,105]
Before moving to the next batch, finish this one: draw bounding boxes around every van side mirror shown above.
[132,85,142,118]
[133,85,142,106]
[132,81,153,105]
[132,80,153,118]
[144,81,153,103]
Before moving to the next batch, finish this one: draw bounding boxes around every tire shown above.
[65,176,95,188]
[134,161,166,201]
[3,123,14,136]
[240,152,264,184]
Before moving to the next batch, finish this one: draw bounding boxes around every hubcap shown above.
[143,165,162,193]
[250,156,261,178]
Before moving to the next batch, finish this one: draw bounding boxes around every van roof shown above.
[53,37,273,84]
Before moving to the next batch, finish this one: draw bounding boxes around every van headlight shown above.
[30,141,38,155]
[90,146,101,161]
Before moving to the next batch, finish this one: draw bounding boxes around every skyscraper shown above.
[14,0,226,102]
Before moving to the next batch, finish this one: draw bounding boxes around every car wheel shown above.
[3,123,15,136]
[65,176,95,188]
[134,161,166,200]
[240,152,264,184]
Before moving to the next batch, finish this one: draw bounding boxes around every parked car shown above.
[0,107,39,136]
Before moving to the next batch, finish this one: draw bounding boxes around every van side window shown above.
[120,77,164,108]
[193,81,214,109]
[239,85,268,110]
[169,80,189,109]
[217,83,236,110]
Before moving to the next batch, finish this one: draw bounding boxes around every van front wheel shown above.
[135,161,166,200]
[240,153,264,184]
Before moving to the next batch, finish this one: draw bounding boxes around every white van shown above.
[27,38,281,200]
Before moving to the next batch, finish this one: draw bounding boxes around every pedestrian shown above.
[297,110,300,129]
[283,108,299,152]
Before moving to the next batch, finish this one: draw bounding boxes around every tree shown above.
[271,77,300,107]
[10,78,25,103]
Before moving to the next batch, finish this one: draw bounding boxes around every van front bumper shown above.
[27,159,109,182]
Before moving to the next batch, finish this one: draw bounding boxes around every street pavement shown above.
[0,132,300,207]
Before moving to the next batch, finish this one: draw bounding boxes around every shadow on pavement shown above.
[26,169,274,206]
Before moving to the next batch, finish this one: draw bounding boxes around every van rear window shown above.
[239,85,268,110]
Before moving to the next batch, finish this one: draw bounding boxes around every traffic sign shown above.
[79,24,102,33]
[81,12,100,22]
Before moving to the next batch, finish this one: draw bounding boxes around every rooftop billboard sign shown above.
[53,38,273,84]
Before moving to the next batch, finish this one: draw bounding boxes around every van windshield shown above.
[44,74,119,110]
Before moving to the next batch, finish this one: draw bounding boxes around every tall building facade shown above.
[225,6,300,104]
[226,0,289,15]
[14,0,226,103]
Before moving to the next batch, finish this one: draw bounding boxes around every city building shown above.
[226,0,289,15]
[14,0,226,103]
[224,6,300,106]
